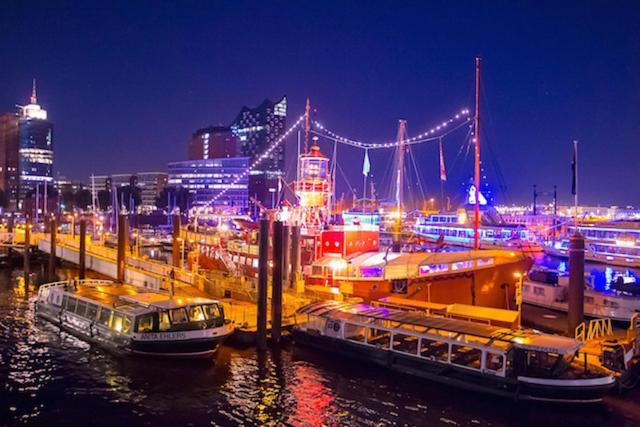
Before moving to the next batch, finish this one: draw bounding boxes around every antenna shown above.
[30,78,37,104]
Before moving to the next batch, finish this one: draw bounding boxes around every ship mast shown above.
[393,119,407,252]
[473,57,481,251]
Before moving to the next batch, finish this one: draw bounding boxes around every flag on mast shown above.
[439,139,447,182]
[362,149,370,176]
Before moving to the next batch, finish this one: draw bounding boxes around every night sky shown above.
[1,1,638,206]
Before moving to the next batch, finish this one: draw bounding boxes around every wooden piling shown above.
[172,214,181,268]
[24,216,31,287]
[79,219,87,280]
[271,221,284,344]
[282,224,290,285]
[48,216,57,282]
[117,214,128,283]
[256,217,269,350]
[568,231,585,336]
[290,225,301,289]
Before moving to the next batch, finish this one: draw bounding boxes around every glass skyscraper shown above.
[230,96,286,209]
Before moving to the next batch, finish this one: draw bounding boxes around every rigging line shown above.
[336,162,358,196]
[310,119,471,151]
[408,145,426,203]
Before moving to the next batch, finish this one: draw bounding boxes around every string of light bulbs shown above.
[312,108,471,150]
[210,114,305,204]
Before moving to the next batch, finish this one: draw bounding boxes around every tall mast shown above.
[393,119,407,253]
[396,119,407,213]
[473,57,481,251]
[304,98,310,153]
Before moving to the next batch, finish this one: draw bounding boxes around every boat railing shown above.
[575,318,613,342]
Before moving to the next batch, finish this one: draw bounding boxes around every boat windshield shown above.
[516,349,577,378]
[137,303,225,333]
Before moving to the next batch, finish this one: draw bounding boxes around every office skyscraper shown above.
[0,80,53,209]
[230,96,286,209]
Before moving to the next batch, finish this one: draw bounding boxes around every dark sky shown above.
[1,1,638,206]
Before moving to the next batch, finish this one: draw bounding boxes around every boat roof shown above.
[298,301,581,354]
[120,293,218,309]
[317,249,524,270]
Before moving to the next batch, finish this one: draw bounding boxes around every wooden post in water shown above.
[7,215,14,233]
[256,217,269,350]
[48,216,57,282]
[282,224,290,285]
[172,214,181,268]
[24,216,31,287]
[568,231,585,336]
[271,221,284,344]
[79,219,87,280]
[290,225,301,290]
[117,214,128,283]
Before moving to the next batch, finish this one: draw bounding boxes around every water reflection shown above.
[1,267,640,426]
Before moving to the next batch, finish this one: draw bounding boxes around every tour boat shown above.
[34,279,234,357]
[523,269,640,322]
[544,222,640,269]
[293,301,616,403]
[415,215,542,256]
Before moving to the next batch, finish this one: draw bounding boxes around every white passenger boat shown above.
[544,222,640,269]
[34,280,234,357]
[293,301,616,403]
[523,269,640,322]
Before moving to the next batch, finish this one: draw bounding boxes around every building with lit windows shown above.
[188,126,237,160]
[0,81,53,209]
[230,96,286,209]
[167,157,249,210]
[93,172,168,212]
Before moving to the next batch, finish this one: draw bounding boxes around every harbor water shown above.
[2,268,640,426]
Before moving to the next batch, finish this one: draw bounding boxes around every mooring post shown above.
[117,214,128,283]
[290,225,301,290]
[172,214,181,268]
[48,216,57,282]
[24,216,31,287]
[271,221,284,344]
[282,224,290,285]
[568,231,585,336]
[79,219,87,280]
[256,217,269,350]
[7,214,14,233]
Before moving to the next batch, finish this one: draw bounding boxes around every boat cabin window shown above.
[136,314,154,333]
[484,352,505,373]
[344,323,366,343]
[65,297,77,312]
[450,345,482,370]
[97,308,112,327]
[159,310,171,331]
[188,306,205,322]
[533,287,545,296]
[516,350,574,377]
[392,333,419,355]
[86,304,99,321]
[202,304,223,322]
[419,338,449,362]
[170,308,189,324]
[111,313,132,334]
[75,300,88,317]
[366,328,391,349]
